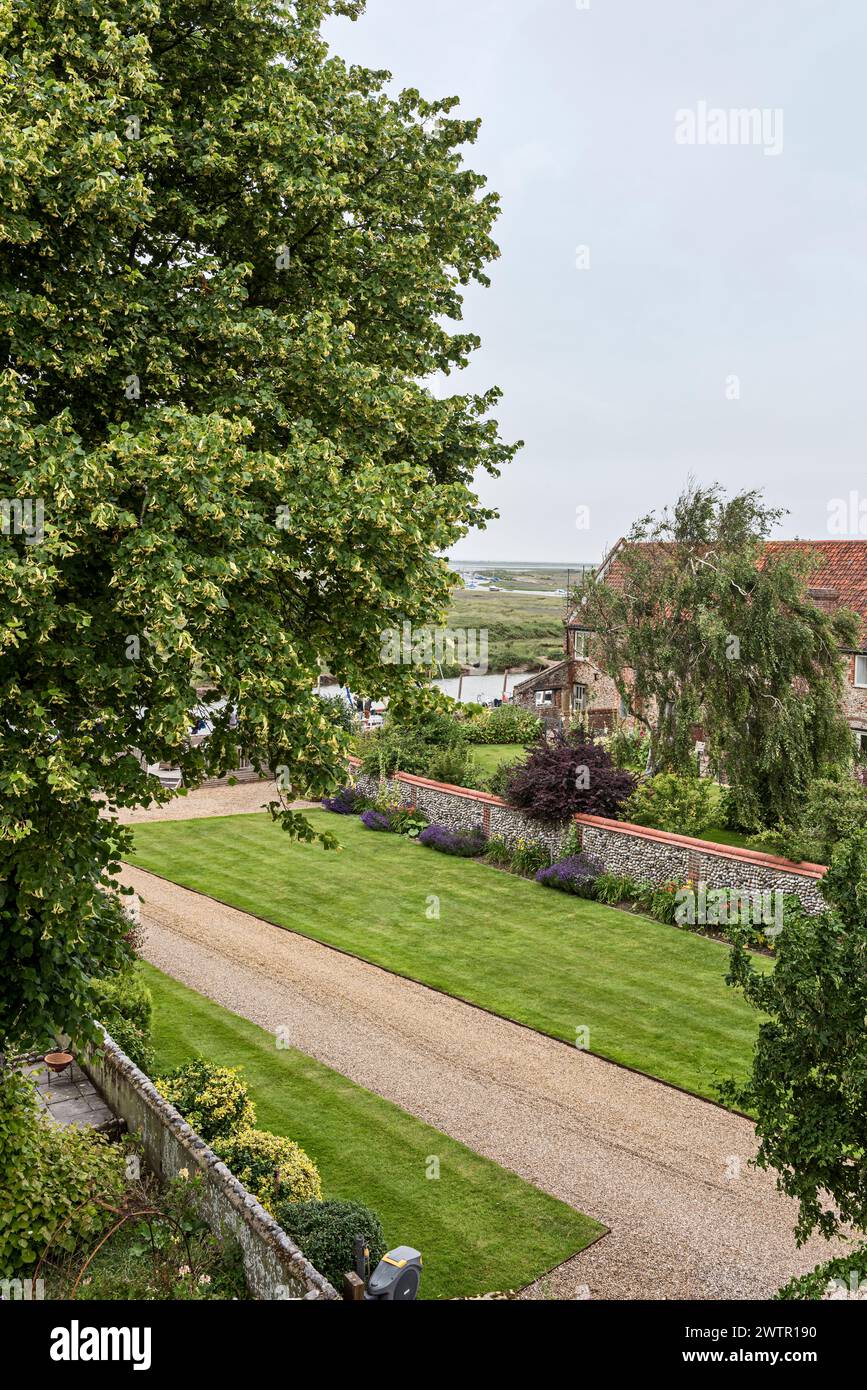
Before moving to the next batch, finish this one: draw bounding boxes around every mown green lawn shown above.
[693,825,763,851]
[469,743,527,777]
[142,964,603,1299]
[128,812,767,1102]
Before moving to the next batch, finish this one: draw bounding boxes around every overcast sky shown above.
[325,0,867,563]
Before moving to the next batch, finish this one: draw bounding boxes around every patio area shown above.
[22,1055,119,1134]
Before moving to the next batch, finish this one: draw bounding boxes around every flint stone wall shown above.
[348,761,826,912]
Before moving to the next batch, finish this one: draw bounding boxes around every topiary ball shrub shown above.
[156,1060,256,1145]
[360,808,391,832]
[214,1129,322,1213]
[418,823,488,857]
[536,853,603,898]
[273,1198,386,1290]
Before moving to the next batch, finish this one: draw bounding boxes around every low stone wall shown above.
[354,768,571,854]
[349,761,826,912]
[83,1033,338,1301]
[577,817,826,913]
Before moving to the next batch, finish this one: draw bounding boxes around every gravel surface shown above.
[124,863,841,1301]
[115,782,317,824]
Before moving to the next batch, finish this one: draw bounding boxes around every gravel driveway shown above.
[115,781,317,824]
[124,863,840,1300]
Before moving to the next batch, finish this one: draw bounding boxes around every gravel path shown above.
[124,863,839,1301]
[115,782,317,824]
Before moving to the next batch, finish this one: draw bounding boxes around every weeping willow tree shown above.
[573,484,858,830]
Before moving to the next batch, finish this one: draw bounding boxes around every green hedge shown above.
[273,1198,385,1290]
[462,706,541,745]
[89,966,154,1074]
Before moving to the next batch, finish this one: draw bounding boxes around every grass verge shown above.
[143,963,604,1299]
[128,811,768,1102]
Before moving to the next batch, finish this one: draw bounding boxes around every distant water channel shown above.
[432,672,528,703]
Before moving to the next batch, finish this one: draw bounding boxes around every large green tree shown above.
[573,484,858,828]
[0,0,517,1052]
[723,832,867,1247]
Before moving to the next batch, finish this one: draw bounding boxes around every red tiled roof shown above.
[586,538,867,646]
[761,542,867,643]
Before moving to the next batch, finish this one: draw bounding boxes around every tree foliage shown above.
[573,484,859,829]
[505,732,636,825]
[0,0,518,1050]
[722,832,867,1244]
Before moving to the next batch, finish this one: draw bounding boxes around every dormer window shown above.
[572,629,590,659]
[855,656,867,688]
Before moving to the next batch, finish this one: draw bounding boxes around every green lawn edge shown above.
[141,962,605,1300]
[128,810,767,1105]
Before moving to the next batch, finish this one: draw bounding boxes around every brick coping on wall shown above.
[83,1030,339,1300]
[346,757,827,880]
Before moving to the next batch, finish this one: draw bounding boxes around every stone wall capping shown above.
[82,1029,339,1301]
[572,813,827,879]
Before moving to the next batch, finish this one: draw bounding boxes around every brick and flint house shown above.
[513,539,867,757]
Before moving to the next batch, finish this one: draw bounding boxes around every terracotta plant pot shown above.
[44,1051,74,1075]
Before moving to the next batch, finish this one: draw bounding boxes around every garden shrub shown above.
[156,1060,256,1145]
[640,882,680,924]
[0,1070,127,1276]
[820,829,867,927]
[593,872,640,905]
[418,824,488,857]
[603,727,650,776]
[462,705,542,745]
[483,836,513,867]
[510,837,552,877]
[383,805,429,838]
[89,966,154,1074]
[321,785,371,815]
[360,808,391,832]
[535,853,602,897]
[359,704,466,779]
[758,775,867,866]
[214,1130,322,1214]
[622,772,716,836]
[505,732,636,824]
[358,730,430,779]
[776,1244,867,1300]
[487,755,526,799]
[273,1198,386,1291]
[426,742,474,787]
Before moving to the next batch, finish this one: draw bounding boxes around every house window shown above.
[535,689,554,707]
[573,683,587,712]
[619,695,629,719]
[856,730,867,757]
[855,655,867,688]
[572,629,589,659]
